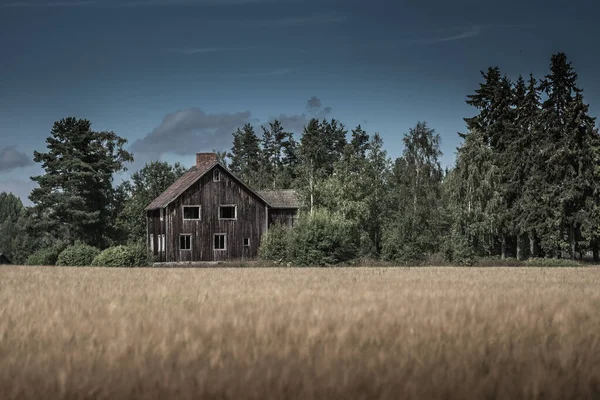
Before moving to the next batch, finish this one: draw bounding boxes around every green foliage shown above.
[56,243,100,266]
[91,244,153,267]
[29,117,133,248]
[0,192,25,262]
[524,258,582,267]
[116,161,186,244]
[258,223,291,262]
[287,210,359,266]
[25,243,67,266]
[382,122,445,263]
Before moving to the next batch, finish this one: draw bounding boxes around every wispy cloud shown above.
[258,13,347,27]
[1,0,294,7]
[233,68,296,77]
[169,46,258,55]
[0,1,95,7]
[407,26,482,44]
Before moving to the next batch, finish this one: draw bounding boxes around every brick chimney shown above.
[196,152,217,168]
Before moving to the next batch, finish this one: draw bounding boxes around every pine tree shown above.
[29,117,133,247]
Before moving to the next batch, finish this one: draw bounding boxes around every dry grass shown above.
[0,266,599,399]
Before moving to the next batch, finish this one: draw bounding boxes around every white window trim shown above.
[182,205,201,221]
[149,234,154,252]
[214,233,227,251]
[243,237,250,247]
[213,169,221,182]
[159,234,165,253]
[180,234,192,251]
[218,204,237,220]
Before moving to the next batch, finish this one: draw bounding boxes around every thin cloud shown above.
[233,68,296,77]
[169,46,258,55]
[1,0,293,7]
[407,26,482,44]
[258,13,347,27]
[0,1,95,7]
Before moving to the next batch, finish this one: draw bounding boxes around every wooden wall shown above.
[162,166,268,262]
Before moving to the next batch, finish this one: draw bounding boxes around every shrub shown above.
[91,244,154,268]
[129,242,155,267]
[287,209,360,266]
[524,257,582,267]
[442,231,476,266]
[56,243,100,267]
[25,243,67,266]
[258,223,291,262]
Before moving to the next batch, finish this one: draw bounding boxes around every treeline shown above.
[0,51,598,266]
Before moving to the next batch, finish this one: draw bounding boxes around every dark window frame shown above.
[182,205,201,221]
[214,233,227,250]
[180,234,192,251]
[218,205,237,220]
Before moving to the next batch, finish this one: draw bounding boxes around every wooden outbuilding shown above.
[146,153,299,262]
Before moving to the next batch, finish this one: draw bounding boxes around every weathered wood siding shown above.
[268,209,297,228]
[146,209,166,262]
[163,166,268,262]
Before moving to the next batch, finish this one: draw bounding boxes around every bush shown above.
[524,257,582,267]
[91,244,154,268]
[129,242,155,267]
[258,223,291,262]
[25,243,67,266]
[443,231,476,266]
[287,209,360,266]
[56,243,100,266]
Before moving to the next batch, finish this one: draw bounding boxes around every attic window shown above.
[213,169,221,182]
[219,205,237,220]
[183,205,201,220]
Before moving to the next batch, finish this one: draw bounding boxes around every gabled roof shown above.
[146,161,272,211]
[256,189,299,209]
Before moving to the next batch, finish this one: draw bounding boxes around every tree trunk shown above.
[529,235,536,258]
[516,234,522,261]
[593,239,599,263]
[501,234,506,260]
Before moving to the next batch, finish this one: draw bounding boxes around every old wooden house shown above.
[146,153,299,262]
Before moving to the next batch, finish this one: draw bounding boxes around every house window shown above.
[180,234,192,251]
[243,237,250,247]
[219,205,237,220]
[149,234,154,252]
[214,234,226,250]
[213,169,221,182]
[183,205,201,220]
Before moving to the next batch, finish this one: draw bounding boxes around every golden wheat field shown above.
[0,266,599,400]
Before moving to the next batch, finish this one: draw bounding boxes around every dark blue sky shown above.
[1,0,599,203]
